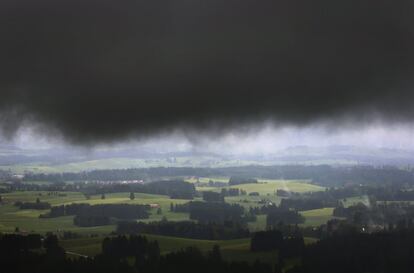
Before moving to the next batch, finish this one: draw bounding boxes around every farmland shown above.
[0,178,329,235]
[1,164,413,273]
[0,177,330,270]
[0,191,190,234]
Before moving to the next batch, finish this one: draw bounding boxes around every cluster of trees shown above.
[41,203,149,219]
[228,176,258,186]
[79,180,195,199]
[280,198,338,211]
[266,206,305,226]
[74,215,111,227]
[8,179,195,200]
[22,165,414,188]
[23,167,221,182]
[0,233,42,251]
[188,201,246,225]
[304,185,414,203]
[171,201,249,225]
[5,227,414,273]
[276,189,296,197]
[0,169,11,180]
[287,228,414,273]
[102,235,160,261]
[365,187,414,201]
[0,233,274,273]
[40,203,150,226]
[170,202,189,213]
[74,204,149,219]
[0,233,65,272]
[333,202,414,228]
[15,198,51,210]
[99,235,273,273]
[117,220,250,240]
[202,191,224,202]
[145,180,195,199]
[198,188,246,201]
[250,229,305,269]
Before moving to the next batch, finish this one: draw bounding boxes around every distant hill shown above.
[1,144,414,174]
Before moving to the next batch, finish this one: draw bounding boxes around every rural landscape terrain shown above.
[2,0,414,272]
[2,161,414,273]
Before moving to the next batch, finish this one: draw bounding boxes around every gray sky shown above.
[3,121,414,156]
[1,0,414,147]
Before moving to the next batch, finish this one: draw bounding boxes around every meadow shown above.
[0,177,338,272]
[0,179,329,237]
[0,157,264,174]
[0,191,190,234]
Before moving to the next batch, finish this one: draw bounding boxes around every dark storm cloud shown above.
[1,0,414,143]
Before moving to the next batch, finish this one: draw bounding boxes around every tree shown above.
[36,197,40,203]
[44,234,65,261]
[208,245,222,263]
[157,208,162,215]
[101,193,106,200]
[130,192,135,200]
[170,203,174,212]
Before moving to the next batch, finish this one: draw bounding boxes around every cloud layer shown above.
[1,0,414,143]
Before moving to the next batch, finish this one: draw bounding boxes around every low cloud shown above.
[1,0,414,143]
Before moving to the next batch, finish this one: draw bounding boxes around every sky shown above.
[1,0,414,154]
[4,122,414,156]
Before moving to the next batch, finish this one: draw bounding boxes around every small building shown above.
[149,203,160,209]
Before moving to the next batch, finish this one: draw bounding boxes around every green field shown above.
[60,234,278,264]
[341,195,371,208]
[299,207,337,226]
[223,180,324,212]
[0,191,190,234]
[194,178,324,195]
[61,235,248,256]
[0,187,325,269]
[0,179,328,235]
[229,179,324,195]
[61,233,317,264]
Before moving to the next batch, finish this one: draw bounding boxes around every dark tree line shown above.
[41,203,149,219]
[188,201,246,225]
[74,215,111,227]
[6,180,195,199]
[280,198,338,211]
[228,176,258,186]
[0,233,273,273]
[288,229,414,273]
[40,203,150,227]
[0,233,65,273]
[116,220,250,240]
[15,198,51,210]
[5,227,414,273]
[221,188,246,197]
[266,206,305,226]
[250,229,305,269]
[170,201,247,225]
[170,202,190,213]
[202,191,225,202]
[78,180,195,199]
[22,165,414,188]
[333,202,414,228]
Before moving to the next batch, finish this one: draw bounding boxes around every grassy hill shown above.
[61,234,277,264]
